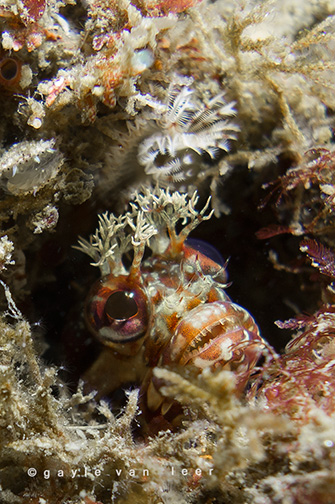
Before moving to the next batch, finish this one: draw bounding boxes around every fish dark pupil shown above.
[105,290,138,320]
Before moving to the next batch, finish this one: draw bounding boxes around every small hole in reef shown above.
[0,59,18,81]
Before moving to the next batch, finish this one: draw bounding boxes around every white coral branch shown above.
[75,213,131,275]
[130,211,158,247]
[77,187,214,272]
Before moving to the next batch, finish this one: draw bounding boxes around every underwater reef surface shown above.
[0,0,335,502]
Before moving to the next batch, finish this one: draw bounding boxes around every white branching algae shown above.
[76,186,213,274]
[0,236,14,270]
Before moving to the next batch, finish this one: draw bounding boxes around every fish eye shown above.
[85,275,149,349]
[104,290,138,320]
